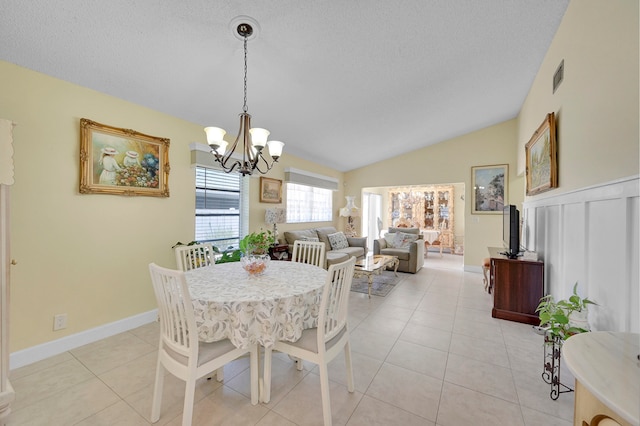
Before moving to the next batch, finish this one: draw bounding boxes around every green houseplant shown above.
[536,282,597,341]
[238,231,274,275]
[239,230,274,255]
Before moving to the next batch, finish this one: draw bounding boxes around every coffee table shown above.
[353,255,400,298]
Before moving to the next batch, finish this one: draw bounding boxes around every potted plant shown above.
[239,231,274,275]
[536,282,597,342]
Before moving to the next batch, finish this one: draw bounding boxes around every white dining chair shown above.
[148,263,258,426]
[262,256,356,426]
[174,242,215,271]
[291,240,326,268]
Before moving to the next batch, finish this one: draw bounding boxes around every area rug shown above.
[350,270,403,297]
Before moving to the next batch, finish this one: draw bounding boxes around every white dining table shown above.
[185,261,327,349]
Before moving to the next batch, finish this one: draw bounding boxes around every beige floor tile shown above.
[8,377,120,426]
[453,317,505,344]
[366,363,442,422]
[75,400,149,425]
[10,358,94,411]
[409,310,455,332]
[444,353,518,403]
[272,373,362,426]
[520,406,573,426]
[260,354,309,407]
[368,303,415,322]
[448,332,510,368]
[455,305,502,326]
[98,351,159,398]
[399,323,452,352]
[349,327,396,360]
[346,395,435,426]
[71,332,157,375]
[386,340,448,380]
[310,349,382,394]
[9,351,74,381]
[436,381,524,426]
[256,410,298,425]
[354,313,407,338]
[512,367,575,421]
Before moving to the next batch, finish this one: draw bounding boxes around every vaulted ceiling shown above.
[0,0,570,171]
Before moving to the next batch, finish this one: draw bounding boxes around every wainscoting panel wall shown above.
[522,176,639,334]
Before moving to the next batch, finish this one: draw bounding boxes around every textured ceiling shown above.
[0,0,569,172]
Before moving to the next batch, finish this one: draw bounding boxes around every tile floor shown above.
[8,254,576,425]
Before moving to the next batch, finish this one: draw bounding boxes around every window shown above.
[286,183,332,223]
[195,167,243,250]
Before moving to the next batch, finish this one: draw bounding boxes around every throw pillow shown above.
[328,232,349,250]
[300,236,320,242]
[395,232,419,248]
[384,233,398,248]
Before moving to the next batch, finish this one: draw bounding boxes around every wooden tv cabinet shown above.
[488,247,544,325]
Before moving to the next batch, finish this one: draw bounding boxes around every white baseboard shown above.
[9,309,158,370]
[465,265,483,274]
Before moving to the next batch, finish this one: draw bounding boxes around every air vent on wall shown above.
[553,59,564,93]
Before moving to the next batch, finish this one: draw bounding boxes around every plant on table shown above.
[239,231,274,275]
[536,282,597,342]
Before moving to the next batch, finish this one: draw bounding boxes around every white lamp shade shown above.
[204,127,226,144]
[213,140,228,156]
[267,140,284,158]
[249,127,270,148]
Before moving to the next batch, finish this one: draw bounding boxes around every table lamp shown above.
[339,196,361,237]
[265,207,286,244]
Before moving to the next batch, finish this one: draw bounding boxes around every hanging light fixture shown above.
[205,17,284,176]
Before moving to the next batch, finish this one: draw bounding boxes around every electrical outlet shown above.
[53,313,67,331]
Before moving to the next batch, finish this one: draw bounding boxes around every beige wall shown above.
[345,119,522,268]
[518,0,639,189]
[0,61,343,351]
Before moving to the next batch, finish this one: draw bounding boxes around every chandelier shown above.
[204,17,284,176]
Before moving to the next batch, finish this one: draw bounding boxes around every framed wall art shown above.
[526,112,557,196]
[471,164,508,214]
[260,177,282,203]
[79,118,170,197]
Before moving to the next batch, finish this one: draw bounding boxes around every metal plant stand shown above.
[541,333,573,400]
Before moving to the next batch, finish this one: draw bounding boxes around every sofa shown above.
[373,227,424,273]
[282,226,367,268]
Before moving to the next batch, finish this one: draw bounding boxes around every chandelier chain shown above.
[243,35,248,113]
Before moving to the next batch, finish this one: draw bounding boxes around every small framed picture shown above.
[260,177,282,203]
[526,112,558,196]
[79,118,170,197]
[471,164,508,214]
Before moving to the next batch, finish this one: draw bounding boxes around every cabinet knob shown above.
[11,259,17,265]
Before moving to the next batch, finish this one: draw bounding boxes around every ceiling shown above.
[0,0,569,172]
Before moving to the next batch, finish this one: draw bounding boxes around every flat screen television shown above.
[502,205,520,259]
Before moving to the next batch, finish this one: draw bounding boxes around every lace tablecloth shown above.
[185,261,327,348]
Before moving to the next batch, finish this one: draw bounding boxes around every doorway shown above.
[361,192,382,252]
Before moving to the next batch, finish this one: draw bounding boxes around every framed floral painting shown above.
[79,118,170,197]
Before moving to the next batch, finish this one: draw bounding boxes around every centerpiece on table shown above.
[239,230,274,276]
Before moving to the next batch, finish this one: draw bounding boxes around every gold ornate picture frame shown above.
[526,112,558,196]
[260,177,282,203]
[79,118,170,197]
[471,164,508,214]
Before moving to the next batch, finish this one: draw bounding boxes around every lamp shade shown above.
[339,196,361,217]
[265,207,287,224]
[249,127,270,148]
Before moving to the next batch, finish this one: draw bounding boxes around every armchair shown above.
[373,227,424,273]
